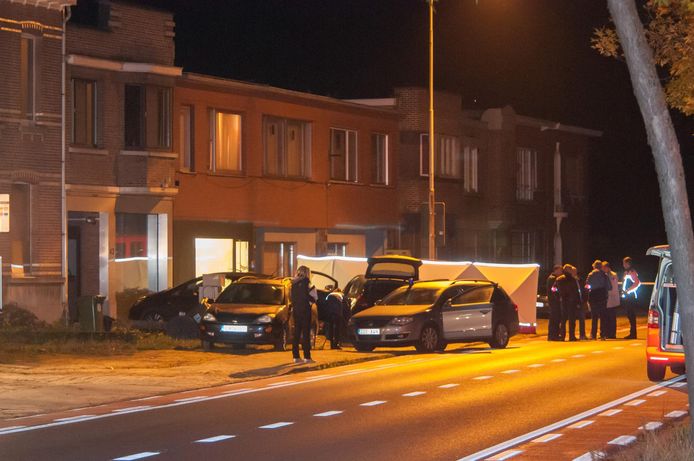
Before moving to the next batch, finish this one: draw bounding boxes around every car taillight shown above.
[648,309,660,328]
[513,303,518,312]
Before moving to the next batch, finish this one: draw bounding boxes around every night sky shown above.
[141,0,693,278]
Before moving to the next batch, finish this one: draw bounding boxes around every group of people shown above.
[547,257,641,342]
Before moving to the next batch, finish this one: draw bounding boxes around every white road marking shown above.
[266,380,295,387]
[473,376,493,380]
[550,358,566,363]
[670,382,687,388]
[134,395,162,401]
[572,452,605,461]
[313,410,343,417]
[612,346,624,350]
[113,452,160,460]
[439,383,460,388]
[570,354,586,358]
[174,396,208,403]
[527,364,544,368]
[531,433,562,443]
[53,415,96,422]
[457,375,686,461]
[402,391,426,397]
[598,409,622,417]
[641,422,663,431]
[221,388,253,394]
[630,343,641,346]
[666,410,688,418]
[360,400,386,407]
[647,390,667,397]
[485,449,523,460]
[194,435,236,443]
[568,420,594,429]
[608,435,637,446]
[259,422,294,429]
[624,399,646,407]
[302,376,334,383]
[501,370,520,374]
[0,426,26,433]
[591,350,604,354]
[113,406,152,413]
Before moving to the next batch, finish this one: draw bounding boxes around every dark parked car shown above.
[199,277,319,351]
[344,255,422,315]
[128,272,263,322]
[348,280,519,353]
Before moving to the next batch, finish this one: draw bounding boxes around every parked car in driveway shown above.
[348,280,519,353]
[645,245,686,381]
[343,255,422,315]
[199,277,319,351]
[128,272,264,322]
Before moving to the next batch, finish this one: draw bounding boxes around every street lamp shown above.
[427,0,436,260]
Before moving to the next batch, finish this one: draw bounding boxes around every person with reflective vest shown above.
[622,256,641,339]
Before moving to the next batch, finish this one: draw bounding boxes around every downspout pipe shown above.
[61,5,71,324]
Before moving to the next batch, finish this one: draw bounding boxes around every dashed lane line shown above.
[194,435,236,443]
[113,452,160,461]
[598,409,622,417]
[457,374,685,461]
[313,410,343,417]
[624,399,646,407]
[646,390,667,397]
[567,420,594,429]
[550,359,566,363]
[572,451,605,461]
[501,370,520,374]
[531,433,562,443]
[360,400,387,407]
[473,376,494,381]
[527,364,544,368]
[640,422,663,431]
[485,449,523,460]
[259,422,294,429]
[665,410,688,418]
[402,391,426,397]
[670,382,687,388]
[570,354,586,358]
[608,435,637,446]
[439,384,460,389]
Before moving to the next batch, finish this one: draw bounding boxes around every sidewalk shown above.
[0,341,392,419]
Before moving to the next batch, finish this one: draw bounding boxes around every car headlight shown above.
[389,316,414,325]
[202,312,217,322]
[255,314,274,324]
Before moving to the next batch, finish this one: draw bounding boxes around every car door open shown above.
[443,286,494,339]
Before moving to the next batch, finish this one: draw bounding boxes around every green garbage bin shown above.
[78,295,105,332]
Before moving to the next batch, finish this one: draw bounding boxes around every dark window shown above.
[72,79,97,146]
[20,36,35,118]
[124,85,144,148]
[124,85,172,150]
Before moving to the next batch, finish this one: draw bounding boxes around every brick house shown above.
[0,0,74,320]
[351,88,601,271]
[173,74,401,283]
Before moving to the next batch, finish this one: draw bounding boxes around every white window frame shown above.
[179,104,194,171]
[438,135,461,178]
[263,115,311,178]
[372,132,389,185]
[209,109,243,173]
[516,147,538,201]
[330,127,358,182]
[463,145,479,193]
[326,242,348,257]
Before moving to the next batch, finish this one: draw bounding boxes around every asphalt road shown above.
[0,332,663,461]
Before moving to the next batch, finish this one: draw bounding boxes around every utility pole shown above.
[427,0,436,260]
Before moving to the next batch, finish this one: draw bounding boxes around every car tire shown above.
[671,365,686,375]
[201,339,214,351]
[489,323,510,349]
[647,362,667,381]
[141,308,166,323]
[354,343,375,352]
[415,325,439,353]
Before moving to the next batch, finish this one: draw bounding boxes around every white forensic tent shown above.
[297,255,539,333]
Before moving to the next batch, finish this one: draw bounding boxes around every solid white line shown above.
[53,415,95,422]
[313,410,343,417]
[194,435,236,443]
[624,399,646,407]
[265,381,295,387]
[259,421,294,429]
[113,406,152,413]
[456,375,685,461]
[641,422,663,431]
[608,435,636,446]
[531,433,562,443]
[439,383,460,389]
[113,452,160,460]
[221,388,253,394]
[598,409,622,417]
[567,420,594,429]
[0,426,26,433]
[402,391,426,397]
[501,370,520,374]
[666,410,687,418]
[647,390,667,397]
[473,376,493,380]
[174,396,208,403]
[360,400,387,407]
[486,449,523,460]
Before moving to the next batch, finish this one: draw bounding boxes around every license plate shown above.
[358,328,380,335]
[221,325,247,333]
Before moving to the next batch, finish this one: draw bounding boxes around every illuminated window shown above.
[372,133,388,185]
[0,194,9,233]
[20,35,36,118]
[326,242,347,257]
[463,146,478,193]
[179,105,194,171]
[330,128,358,182]
[124,85,172,149]
[516,147,538,201]
[72,79,98,147]
[263,116,311,178]
[210,110,242,172]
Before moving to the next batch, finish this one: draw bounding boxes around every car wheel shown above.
[489,323,510,349]
[141,308,165,323]
[416,325,439,353]
[354,343,375,352]
[647,362,667,381]
[201,339,214,351]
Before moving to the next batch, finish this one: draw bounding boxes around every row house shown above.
[0,0,74,320]
[351,88,601,271]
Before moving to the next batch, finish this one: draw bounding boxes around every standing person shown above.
[547,265,563,341]
[325,289,345,350]
[622,256,641,339]
[555,264,582,341]
[570,266,588,340]
[290,266,317,364]
[585,260,611,340]
[603,261,620,339]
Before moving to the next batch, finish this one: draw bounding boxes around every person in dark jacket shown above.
[325,290,345,349]
[290,266,317,364]
[554,264,582,341]
[547,265,563,341]
[585,260,611,340]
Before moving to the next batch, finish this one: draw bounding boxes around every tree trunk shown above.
[607,0,694,441]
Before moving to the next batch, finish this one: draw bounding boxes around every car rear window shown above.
[216,283,284,305]
[382,287,441,306]
[369,262,416,278]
